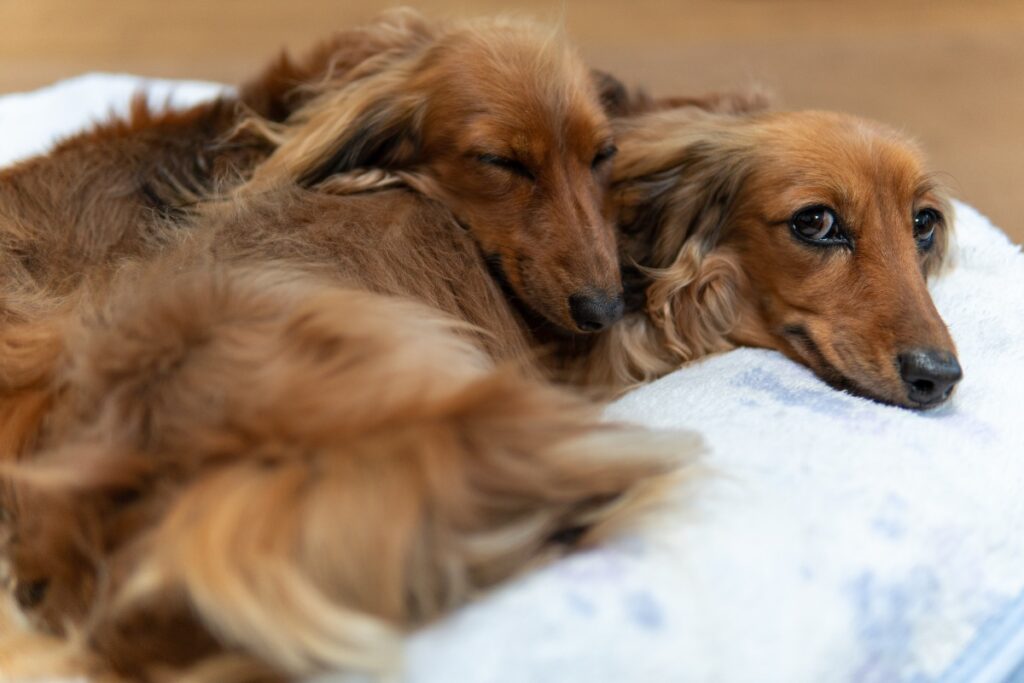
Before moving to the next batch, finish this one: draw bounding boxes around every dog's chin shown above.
[894,386,957,411]
[805,355,954,411]
[481,252,581,336]
[781,326,952,411]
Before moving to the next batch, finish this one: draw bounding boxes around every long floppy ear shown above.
[613,115,751,267]
[295,92,424,187]
[242,60,427,191]
[611,113,753,363]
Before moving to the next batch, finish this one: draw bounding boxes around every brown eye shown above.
[913,208,941,248]
[476,153,535,181]
[592,144,617,169]
[790,206,847,245]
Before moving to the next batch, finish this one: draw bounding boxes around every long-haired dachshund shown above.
[0,9,631,455]
[243,10,624,333]
[0,14,685,683]
[0,8,629,461]
[573,103,962,409]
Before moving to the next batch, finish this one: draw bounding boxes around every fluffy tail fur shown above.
[2,261,695,681]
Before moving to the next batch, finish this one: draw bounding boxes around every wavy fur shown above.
[0,12,694,682]
[569,105,958,408]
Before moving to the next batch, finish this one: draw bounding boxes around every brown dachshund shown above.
[243,10,624,333]
[0,15,683,683]
[573,105,961,409]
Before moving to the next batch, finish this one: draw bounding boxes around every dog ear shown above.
[614,132,749,268]
[244,65,426,191]
[596,78,773,119]
[297,95,423,187]
[648,89,774,116]
[612,122,751,361]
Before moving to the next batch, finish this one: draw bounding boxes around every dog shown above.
[0,15,688,683]
[568,104,962,409]
[242,12,625,334]
[0,9,632,458]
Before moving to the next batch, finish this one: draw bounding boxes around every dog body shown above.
[0,14,685,683]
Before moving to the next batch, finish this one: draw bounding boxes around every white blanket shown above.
[4,75,1023,683]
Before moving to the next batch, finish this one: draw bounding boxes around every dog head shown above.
[247,17,623,333]
[613,108,960,408]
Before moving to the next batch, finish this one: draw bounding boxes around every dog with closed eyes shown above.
[0,14,688,683]
[0,9,630,459]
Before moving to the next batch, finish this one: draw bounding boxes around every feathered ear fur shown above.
[571,112,756,391]
[242,51,430,192]
[238,7,435,124]
[597,81,773,119]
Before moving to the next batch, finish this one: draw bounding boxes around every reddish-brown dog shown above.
[0,14,682,683]
[574,105,962,409]
[245,10,624,333]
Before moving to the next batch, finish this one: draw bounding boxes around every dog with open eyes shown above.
[569,103,962,410]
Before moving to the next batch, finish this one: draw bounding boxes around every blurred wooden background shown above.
[0,0,1020,242]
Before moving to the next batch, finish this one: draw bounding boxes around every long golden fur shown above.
[0,12,693,683]
[0,10,965,682]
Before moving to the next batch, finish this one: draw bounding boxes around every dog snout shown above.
[568,290,625,333]
[897,348,963,407]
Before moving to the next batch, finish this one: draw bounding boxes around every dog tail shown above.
[4,263,696,681]
[95,369,689,681]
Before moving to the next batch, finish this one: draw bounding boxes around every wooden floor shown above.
[0,0,1020,242]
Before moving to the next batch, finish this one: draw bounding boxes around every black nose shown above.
[898,348,962,407]
[568,290,624,332]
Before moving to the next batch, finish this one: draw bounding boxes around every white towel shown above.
[395,211,1024,683]
[0,73,226,168]
[2,75,1022,683]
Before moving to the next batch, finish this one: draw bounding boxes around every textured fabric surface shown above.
[4,75,1023,683]
[394,202,1024,683]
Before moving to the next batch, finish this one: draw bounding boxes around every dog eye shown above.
[913,208,941,247]
[476,153,535,181]
[790,206,847,245]
[591,144,618,169]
